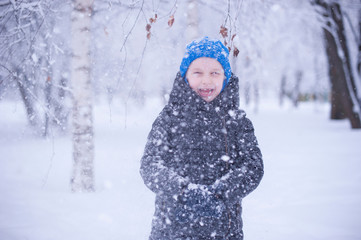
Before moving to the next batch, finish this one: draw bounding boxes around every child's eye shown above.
[211,72,220,75]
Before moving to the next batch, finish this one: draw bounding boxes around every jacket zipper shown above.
[221,116,232,239]
[221,117,230,170]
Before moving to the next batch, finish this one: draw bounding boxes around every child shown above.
[140,37,264,240]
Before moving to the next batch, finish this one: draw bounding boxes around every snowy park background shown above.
[1,0,361,239]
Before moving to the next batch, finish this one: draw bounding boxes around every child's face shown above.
[186,57,225,102]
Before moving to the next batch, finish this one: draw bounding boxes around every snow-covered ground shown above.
[0,98,360,240]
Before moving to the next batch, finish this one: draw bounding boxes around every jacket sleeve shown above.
[140,112,189,197]
[213,115,264,205]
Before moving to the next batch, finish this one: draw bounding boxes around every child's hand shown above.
[211,180,227,198]
[177,184,225,219]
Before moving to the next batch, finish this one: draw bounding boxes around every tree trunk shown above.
[186,0,199,42]
[293,70,302,107]
[16,72,39,128]
[357,9,361,79]
[279,75,286,106]
[328,3,360,128]
[314,0,361,128]
[44,75,52,137]
[70,0,95,192]
[55,75,70,132]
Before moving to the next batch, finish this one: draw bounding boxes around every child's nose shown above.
[200,75,211,85]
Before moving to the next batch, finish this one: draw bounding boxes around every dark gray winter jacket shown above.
[140,73,264,240]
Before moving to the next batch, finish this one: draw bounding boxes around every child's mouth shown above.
[197,88,214,98]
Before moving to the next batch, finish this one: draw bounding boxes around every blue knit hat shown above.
[180,36,232,87]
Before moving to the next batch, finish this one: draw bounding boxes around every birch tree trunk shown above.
[70,0,95,192]
[186,0,199,43]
